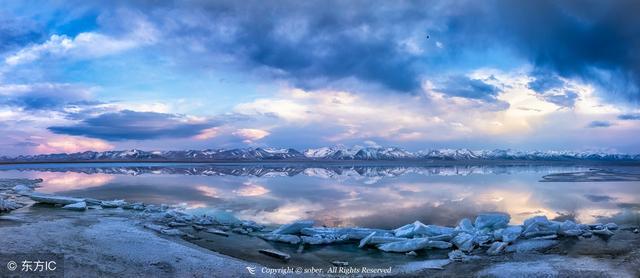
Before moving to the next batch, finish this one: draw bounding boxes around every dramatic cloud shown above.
[537,90,579,108]
[1,1,640,154]
[108,0,640,102]
[4,15,157,66]
[0,13,42,53]
[586,120,612,128]
[90,0,444,93]
[437,75,502,102]
[48,110,217,141]
[233,85,524,146]
[0,83,92,111]
[527,72,565,93]
[584,194,615,203]
[618,113,640,120]
[444,0,640,102]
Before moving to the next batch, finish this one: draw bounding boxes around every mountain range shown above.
[1,146,639,163]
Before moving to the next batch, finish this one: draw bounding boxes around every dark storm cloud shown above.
[166,1,432,92]
[19,0,640,102]
[584,194,615,202]
[0,13,42,53]
[444,0,640,102]
[128,0,638,101]
[586,120,612,128]
[48,110,216,141]
[527,72,565,93]
[438,75,501,101]
[539,90,579,108]
[618,113,640,120]
[0,83,92,111]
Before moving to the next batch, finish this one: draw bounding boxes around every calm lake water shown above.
[1,163,639,228]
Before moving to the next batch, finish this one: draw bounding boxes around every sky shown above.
[0,0,639,155]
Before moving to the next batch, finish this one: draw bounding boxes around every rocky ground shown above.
[395,232,640,277]
[1,178,639,277]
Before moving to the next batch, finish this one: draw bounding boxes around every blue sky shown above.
[0,0,639,155]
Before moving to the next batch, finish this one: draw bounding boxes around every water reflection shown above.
[0,163,589,178]
[0,163,638,228]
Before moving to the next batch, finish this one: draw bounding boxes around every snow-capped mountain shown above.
[303,145,360,159]
[1,146,639,163]
[304,146,414,160]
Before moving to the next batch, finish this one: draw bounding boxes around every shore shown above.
[2,208,638,277]
[0,208,271,277]
[1,178,639,277]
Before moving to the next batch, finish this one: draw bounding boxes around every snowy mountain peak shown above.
[1,146,638,162]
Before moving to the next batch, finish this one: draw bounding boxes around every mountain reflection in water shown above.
[0,163,638,229]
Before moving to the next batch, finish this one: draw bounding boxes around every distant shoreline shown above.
[1,159,640,167]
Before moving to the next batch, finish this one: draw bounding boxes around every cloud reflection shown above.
[35,172,114,193]
[2,165,637,228]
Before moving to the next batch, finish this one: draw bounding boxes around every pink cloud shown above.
[34,136,114,154]
[232,128,270,143]
[193,127,220,140]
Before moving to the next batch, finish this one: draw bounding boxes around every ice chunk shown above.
[592,228,614,237]
[101,200,127,208]
[301,227,390,240]
[378,238,431,252]
[394,221,455,237]
[523,215,558,234]
[505,239,558,253]
[0,198,22,212]
[271,220,314,235]
[605,223,618,230]
[62,201,87,211]
[394,221,427,237]
[425,240,452,249]
[12,184,32,194]
[448,249,481,262]
[423,225,456,237]
[487,241,508,255]
[204,228,229,237]
[451,232,475,252]
[259,249,290,261]
[475,213,510,230]
[358,232,376,248]
[30,193,84,205]
[501,226,522,243]
[456,218,475,232]
[301,235,347,245]
[161,229,186,236]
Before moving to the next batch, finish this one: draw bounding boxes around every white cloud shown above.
[4,17,158,66]
[363,140,381,148]
[227,68,639,149]
[232,128,270,143]
[234,182,270,196]
[233,87,491,142]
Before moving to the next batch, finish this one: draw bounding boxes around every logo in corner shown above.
[6,261,17,271]
[246,266,256,275]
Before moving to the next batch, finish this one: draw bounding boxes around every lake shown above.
[1,163,639,228]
